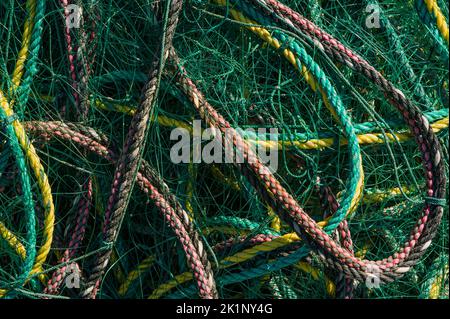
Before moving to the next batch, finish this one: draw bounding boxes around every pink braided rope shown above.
[60,0,79,116]
[44,178,92,295]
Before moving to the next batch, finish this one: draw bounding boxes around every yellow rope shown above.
[10,0,36,90]
[148,259,336,299]
[248,117,449,150]
[148,220,327,299]
[360,186,415,204]
[269,207,282,232]
[429,264,449,299]
[95,2,365,219]
[210,165,241,191]
[147,205,375,299]
[92,179,127,284]
[185,160,196,220]
[0,1,53,296]
[424,0,449,44]
[0,223,27,259]
[96,6,370,218]
[95,100,192,131]
[146,178,387,299]
[95,98,449,150]
[204,225,253,236]
[110,250,127,283]
[212,2,365,225]
[118,256,156,296]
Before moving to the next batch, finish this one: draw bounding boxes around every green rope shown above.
[415,0,449,65]
[0,108,36,296]
[207,216,280,236]
[240,108,449,141]
[182,0,364,235]
[15,0,46,118]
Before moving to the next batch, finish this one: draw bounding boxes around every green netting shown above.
[0,0,448,299]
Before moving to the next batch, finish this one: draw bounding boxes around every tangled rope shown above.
[0,0,448,299]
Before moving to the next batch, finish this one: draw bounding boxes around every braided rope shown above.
[0,108,36,297]
[316,179,354,299]
[255,0,445,280]
[60,0,80,114]
[43,178,92,295]
[14,0,45,116]
[166,38,445,287]
[84,0,218,300]
[210,2,365,221]
[423,0,449,44]
[10,0,36,90]
[415,0,450,64]
[419,254,449,298]
[79,0,192,299]
[1,0,52,295]
[7,119,350,299]
[268,275,298,299]
[75,0,99,118]
[0,0,445,299]
[148,230,334,299]
[23,120,219,299]
[44,0,99,295]
[0,89,54,288]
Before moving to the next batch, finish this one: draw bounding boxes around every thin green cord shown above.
[366,0,434,109]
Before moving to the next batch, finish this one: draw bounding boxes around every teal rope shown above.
[207,216,279,236]
[274,33,362,232]
[240,108,449,141]
[15,0,46,118]
[415,0,449,65]
[419,254,449,298]
[0,108,36,297]
[167,245,313,298]
[230,0,363,233]
[0,0,45,297]
[269,275,298,299]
